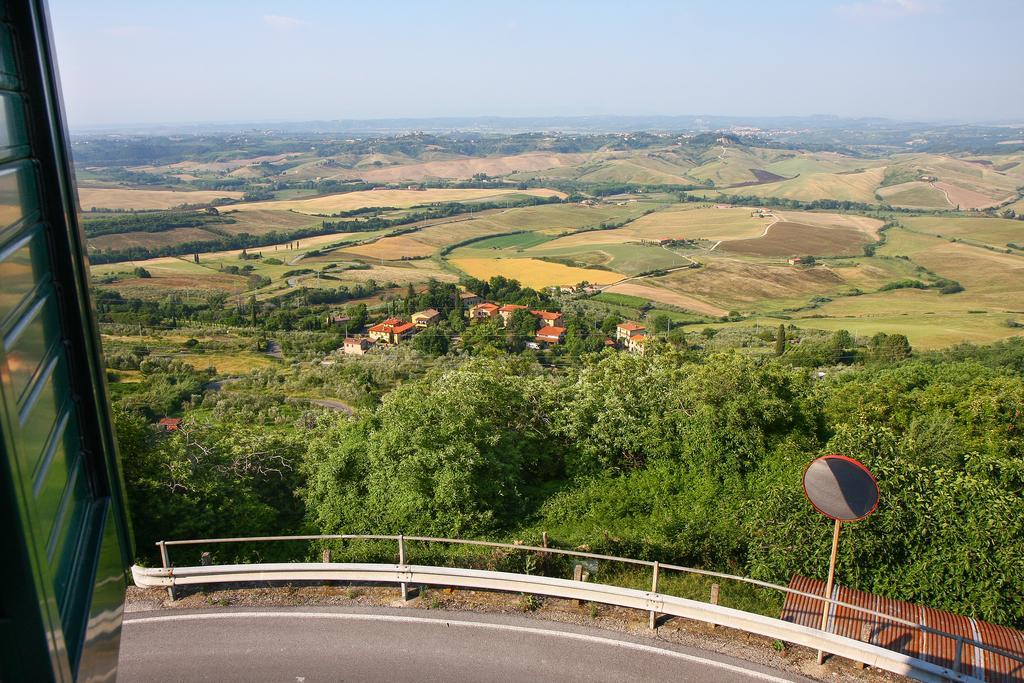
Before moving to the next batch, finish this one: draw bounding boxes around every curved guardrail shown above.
[133,534,1022,683]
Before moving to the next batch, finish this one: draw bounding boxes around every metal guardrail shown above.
[133,534,1024,683]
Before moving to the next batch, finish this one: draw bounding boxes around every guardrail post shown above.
[200,551,211,566]
[322,549,331,563]
[398,534,408,602]
[159,541,175,601]
[649,561,660,629]
[573,564,585,606]
[709,583,720,628]
[953,637,963,673]
[857,622,872,669]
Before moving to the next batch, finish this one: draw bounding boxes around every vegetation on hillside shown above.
[113,333,1024,629]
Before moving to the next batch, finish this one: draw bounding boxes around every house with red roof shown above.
[158,417,182,432]
[535,326,566,346]
[469,302,500,321]
[498,304,528,327]
[627,333,648,355]
[531,310,564,328]
[368,317,417,344]
[615,321,646,343]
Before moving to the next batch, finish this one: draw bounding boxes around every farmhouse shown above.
[714,204,733,209]
[342,337,374,355]
[536,326,566,346]
[368,317,417,344]
[458,291,482,306]
[326,314,350,328]
[531,310,564,328]
[787,257,804,265]
[411,308,441,328]
[498,304,528,326]
[627,333,648,355]
[616,322,646,342]
[469,302,500,320]
[157,417,181,432]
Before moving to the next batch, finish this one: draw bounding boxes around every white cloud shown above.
[836,0,934,18]
[263,14,305,30]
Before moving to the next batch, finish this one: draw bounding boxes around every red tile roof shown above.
[617,322,646,331]
[630,333,648,342]
[536,326,567,341]
[392,323,416,334]
[499,304,528,312]
[158,417,182,426]
[531,310,563,320]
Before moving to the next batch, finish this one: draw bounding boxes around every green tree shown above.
[774,324,786,356]
[413,326,449,356]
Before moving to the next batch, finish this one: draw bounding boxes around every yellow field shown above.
[226,188,565,214]
[344,202,652,260]
[535,206,769,250]
[773,210,883,236]
[354,152,586,182]
[77,187,244,210]
[733,167,886,204]
[174,352,278,374]
[881,230,1024,309]
[450,257,622,289]
[902,216,1024,245]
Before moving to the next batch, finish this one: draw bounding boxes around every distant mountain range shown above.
[71,114,1023,137]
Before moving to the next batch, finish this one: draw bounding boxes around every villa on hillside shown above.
[536,326,566,346]
[531,310,564,328]
[459,291,482,306]
[411,308,441,327]
[616,321,646,342]
[787,257,804,265]
[469,302,500,320]
[498,304,528,326]
[368,317,417,344]
[342,337,374,355]
[326,314,351,327]
[627,333,648,355]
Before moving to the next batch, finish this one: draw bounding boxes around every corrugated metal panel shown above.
[781,575,1024,682]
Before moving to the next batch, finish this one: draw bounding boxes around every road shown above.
[305,398,355,415]
[118,606,812,682]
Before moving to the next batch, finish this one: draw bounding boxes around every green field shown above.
[591,292,651,307]
[901,215,1024,247]
[461,231,557,250]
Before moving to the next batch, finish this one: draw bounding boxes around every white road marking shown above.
[125,611,795,682]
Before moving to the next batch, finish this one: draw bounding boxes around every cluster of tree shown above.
[81,210,235,238]
[682,191,920,214]
[112,326,1024,628]
[323,194,561,231]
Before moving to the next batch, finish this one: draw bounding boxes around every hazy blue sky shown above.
[50,0,1024,127]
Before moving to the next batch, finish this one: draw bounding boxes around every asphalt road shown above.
[119,606,814,682]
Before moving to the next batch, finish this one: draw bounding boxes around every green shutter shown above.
[0,4,131,681]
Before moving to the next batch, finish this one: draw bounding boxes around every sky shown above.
[49,0,1024,128]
